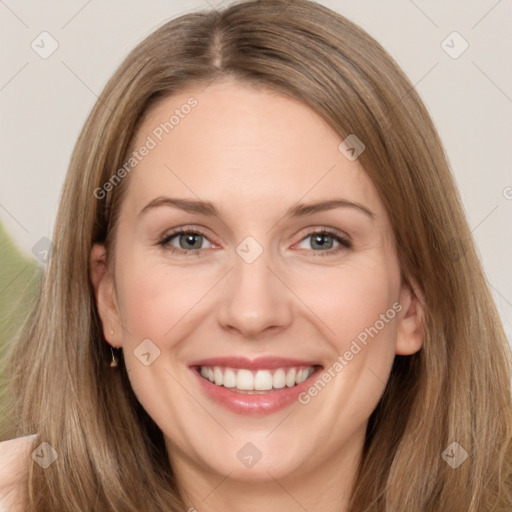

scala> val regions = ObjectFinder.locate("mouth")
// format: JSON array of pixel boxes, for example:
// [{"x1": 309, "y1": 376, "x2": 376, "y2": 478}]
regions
[
  {"x1": 189, "y1": 356, "x2": 323, "y2": 415},
  {"x1": 196, "y1": 365, "x2": 318, "y2": 393}
]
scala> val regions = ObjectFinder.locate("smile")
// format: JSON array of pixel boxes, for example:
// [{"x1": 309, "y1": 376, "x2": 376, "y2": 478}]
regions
[
  {"x1": 199, "y1": 365, "x2": 316, "y2": 393},
  {"x1": 190, "y1": 357, "x2": 323, "y2": 415}
]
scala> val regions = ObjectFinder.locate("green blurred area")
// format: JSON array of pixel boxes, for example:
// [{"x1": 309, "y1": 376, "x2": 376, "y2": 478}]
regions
[{"x1": 0, "y1": 221, "x2": 41, "y2": 435}]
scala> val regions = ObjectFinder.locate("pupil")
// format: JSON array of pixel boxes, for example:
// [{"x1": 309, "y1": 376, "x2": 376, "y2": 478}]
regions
[
  {"x1": 181, "y1": 234, "x2": 201, "y2": 249},
  {"x1": 313, "y1": 234, "x2": 332, "y2": 250}
]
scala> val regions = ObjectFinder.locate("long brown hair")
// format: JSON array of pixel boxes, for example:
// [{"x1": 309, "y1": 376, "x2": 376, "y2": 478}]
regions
[{"x1": 2, "y1": 0, "x2": 511, "y2": 510}]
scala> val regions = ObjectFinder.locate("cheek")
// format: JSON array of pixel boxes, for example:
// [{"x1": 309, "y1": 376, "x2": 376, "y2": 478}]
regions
[
  {"x1": 115, "y1": 256, "x2": 206, "y2": 341},
  {"x1": 296, "y1": 256, "x2": 400, "y2": 350},
  {"x1": 291, "y1": 261, "x2": 401, "y2": 436},
  {"x1": 293, "y1": 255, "x2": 401, "y2": 405},
  {"x1": 112, "y1": 254, "x2": 206, "y2": 425}
]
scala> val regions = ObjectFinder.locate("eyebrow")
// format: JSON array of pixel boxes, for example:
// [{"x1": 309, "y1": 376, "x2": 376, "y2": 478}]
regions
[{"x1": 139, "y1": 196, "x2": 375, "y2": 220}]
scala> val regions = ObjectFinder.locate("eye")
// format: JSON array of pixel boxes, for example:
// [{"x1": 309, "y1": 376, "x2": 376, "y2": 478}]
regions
[
  {"x1": 158, "y1": 228, "x2": 214, "y2": 255},
  {"x1": 157, "y1": 226, "x2": 352, "y2": 257},
  {"x1": 295, "y1": 228, "x2": 352, "y2": 255}
]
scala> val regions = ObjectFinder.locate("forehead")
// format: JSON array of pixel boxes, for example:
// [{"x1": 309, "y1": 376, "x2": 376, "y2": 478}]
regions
[{"x1": 123, "y1": 78, "x2": 384, "y2": 221}]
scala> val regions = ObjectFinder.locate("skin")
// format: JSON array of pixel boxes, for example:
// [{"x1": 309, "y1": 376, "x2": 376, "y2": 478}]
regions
[{"x1": 90, "y1": 78, "x2": 423, "y2": 512}]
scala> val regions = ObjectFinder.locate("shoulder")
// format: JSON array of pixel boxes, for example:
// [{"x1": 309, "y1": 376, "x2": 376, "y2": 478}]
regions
[{"x1": 0, "y1": 435, "x2": 37, "y2": 511}]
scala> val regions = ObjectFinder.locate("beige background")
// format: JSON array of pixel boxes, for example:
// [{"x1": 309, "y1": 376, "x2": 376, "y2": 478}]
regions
[{"x1": 0, "y1": 0, "x2": 511, "y2": 342}]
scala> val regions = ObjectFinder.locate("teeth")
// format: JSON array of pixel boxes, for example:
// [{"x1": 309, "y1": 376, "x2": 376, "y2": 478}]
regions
[
  {"x1": 223, "y1": 368, "x2": 237, "y2": 388},
  {"x1": 296, "y1": 368, "x2": 308, "y2": 384},
  {"x1": 273, "y1": 368, "x2": 286, "y2": 389},
  {"x1": 199, "y1": 365, "x2": 316, "y2": 391},
  {"x1": 286, "y1": 368, "x2": 296, "y2": 387},
  {"x1": 214, "y1": 367, "x2": 223, "y2": 386},
  {"x1": 237, "y1": 369, "x2": 254, "y2": 390},
  {"x1": 254, "y1": 370, "x2": 273, "y2": 391}
]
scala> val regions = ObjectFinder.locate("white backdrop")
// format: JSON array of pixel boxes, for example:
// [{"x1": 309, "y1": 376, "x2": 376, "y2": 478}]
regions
[{"x1": 0, "y1": 0, "x2": 511, "y2": 342}]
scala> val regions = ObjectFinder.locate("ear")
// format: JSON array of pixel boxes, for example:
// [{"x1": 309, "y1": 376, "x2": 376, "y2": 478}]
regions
[
  {"x1": 395, "y1": 281, "x2": 424, "y2": 356},
  {"x1": 90, "y1": 243, "x2": 123, "y2": 348}
]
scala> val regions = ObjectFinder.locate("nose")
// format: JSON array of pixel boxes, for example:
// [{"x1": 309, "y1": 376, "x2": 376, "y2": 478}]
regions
[{"x1": 216, "y1": 245, "x2": 294, "y2": 339}]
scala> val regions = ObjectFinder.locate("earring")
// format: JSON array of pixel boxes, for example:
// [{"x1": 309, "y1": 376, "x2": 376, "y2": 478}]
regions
[{"x1": 110, "y1": 346, "x2": 119, "y2": 368}]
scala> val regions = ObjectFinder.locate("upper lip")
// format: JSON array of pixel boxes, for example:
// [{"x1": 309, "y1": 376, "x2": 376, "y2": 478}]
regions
[{"x1": 189, "y1": 356, "x2": 323, "y2": 370}]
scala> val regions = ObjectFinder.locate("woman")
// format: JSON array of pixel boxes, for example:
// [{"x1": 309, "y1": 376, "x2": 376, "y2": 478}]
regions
[{"x1": 1, "y1": 0, "x2": 511, "y2": 510}]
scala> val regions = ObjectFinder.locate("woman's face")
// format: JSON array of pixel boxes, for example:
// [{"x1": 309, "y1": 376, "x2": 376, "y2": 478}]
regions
[{"x1": 92, "y1": 78, "x2": 422, "y2": 487}]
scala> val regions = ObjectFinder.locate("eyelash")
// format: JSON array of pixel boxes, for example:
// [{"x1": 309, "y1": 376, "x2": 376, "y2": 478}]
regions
[{"x1": 157, "y1": 226, "x2": 352, "y2": 257}]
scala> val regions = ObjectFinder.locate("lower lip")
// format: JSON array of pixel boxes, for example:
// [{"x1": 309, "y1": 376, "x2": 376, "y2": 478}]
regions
[{"x1": 191, "y1": 367, "x2": 322, "y2": 416}]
